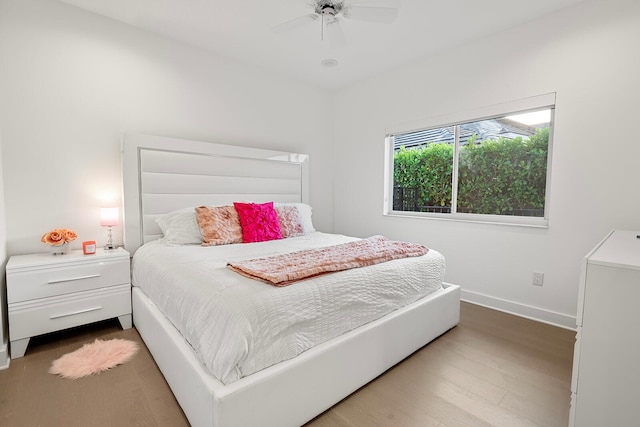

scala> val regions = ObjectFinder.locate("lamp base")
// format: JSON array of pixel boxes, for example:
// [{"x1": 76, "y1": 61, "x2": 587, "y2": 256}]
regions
[{"x1": 104, "y1": 225, "x2": 117, "y2": 251}]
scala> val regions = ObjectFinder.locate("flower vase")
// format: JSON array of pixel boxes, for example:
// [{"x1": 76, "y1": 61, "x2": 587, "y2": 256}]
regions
[{"x1": 50, "y1": 242, "x2": 69, "y2": 255}]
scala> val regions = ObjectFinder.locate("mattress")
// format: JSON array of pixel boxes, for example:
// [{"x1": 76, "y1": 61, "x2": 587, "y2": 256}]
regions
[{"x1": 131, "y1": 232, "x2": 445, "y2": 384}]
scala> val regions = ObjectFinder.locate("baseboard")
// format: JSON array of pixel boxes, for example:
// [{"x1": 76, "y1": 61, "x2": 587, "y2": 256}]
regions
[
  {"x1": 0, "y1": 341, "x2": 9, "y2": 370},
  {"x1": 461, "y1": 288, "x2": 576, "y2": 330}
]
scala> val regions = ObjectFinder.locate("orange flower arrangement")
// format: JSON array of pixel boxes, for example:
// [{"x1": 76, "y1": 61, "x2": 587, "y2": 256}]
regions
[{"x1": 41, "y1": 228, "x2": 78, "y2": 246}]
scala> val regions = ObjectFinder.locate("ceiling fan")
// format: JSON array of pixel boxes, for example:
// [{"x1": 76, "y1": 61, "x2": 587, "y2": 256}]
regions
[{"x1": 273, "y1": 0, "x2": 400, "y2": 47}]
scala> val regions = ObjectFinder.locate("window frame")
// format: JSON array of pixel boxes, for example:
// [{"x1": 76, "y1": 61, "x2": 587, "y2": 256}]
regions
[{"x1": 383, "y1": 93, "x2": 555, "y2": 228}]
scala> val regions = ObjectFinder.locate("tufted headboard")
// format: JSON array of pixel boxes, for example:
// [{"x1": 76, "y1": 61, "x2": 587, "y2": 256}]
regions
[{"x1": 121, "y1": 134, "x2": 309, "y2": 253}]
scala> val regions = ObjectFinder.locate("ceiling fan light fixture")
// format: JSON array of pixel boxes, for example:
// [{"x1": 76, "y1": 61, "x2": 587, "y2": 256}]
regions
[
  {"x1": 315, "y1": 1, "x2": 343, "y2": 17},
  {"x1": 273, "y1": 0, "x2": 399, "y2": 45}
]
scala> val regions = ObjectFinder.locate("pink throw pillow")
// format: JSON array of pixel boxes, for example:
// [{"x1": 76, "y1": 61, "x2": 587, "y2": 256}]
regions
[
  {"x1": 233, "y1": 202, "x2": 282, "y2": 243},
  {"x1": 275, "y1": 205, "x2": 305, "y2": 238},
  {"x1": 195, "y1": 206, "x2": 243, "y2": 246}
]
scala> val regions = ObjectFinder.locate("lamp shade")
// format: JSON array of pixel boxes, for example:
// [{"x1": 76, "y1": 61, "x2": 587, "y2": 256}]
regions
[{"x1": 100, "y1": 207, "x2": 120, "y2": 227}]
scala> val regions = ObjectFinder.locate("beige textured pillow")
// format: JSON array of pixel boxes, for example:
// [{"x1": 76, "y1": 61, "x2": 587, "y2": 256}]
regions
[
  {"x1": 275, "y1": 205, "x2": 305, "y2": 238},
  {"x1": 195, "y1": 206, "x2": 243, "y2": 246},
  {"x1": 274, "y1": 203, "x2": 315, "y2": 234}
]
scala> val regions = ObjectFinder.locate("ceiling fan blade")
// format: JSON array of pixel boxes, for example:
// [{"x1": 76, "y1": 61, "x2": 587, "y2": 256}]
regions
[
  {"x1": 350, "y1": 0, "x2": 400, "y2": 7},
  {"x1": 326, "y1": 21, "x2": 347, "y2": 48},
  {"x1": 272, "y1": 13, "x2": 319, "y2": 34},
  {"x1": 346, "y1": 6, "x2": 398, "y2": 24}
]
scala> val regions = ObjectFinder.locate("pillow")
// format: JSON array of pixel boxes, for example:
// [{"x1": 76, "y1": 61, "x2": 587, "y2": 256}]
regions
[
  {"x1": 233, "y1": 202, "x2": 282, "y2": 243},
  {"x1": 155, "y1": 207, "x2": 203, "y2": 245},
  {"x1": 195, "y1": 206, "x2": 243, "y2": 246},
  {"x1": 274, "y1": 203, "x2": 315, "y2": 234},
  {"x1": 275, "y1": 205, "x2": 305, "y2": 238}
]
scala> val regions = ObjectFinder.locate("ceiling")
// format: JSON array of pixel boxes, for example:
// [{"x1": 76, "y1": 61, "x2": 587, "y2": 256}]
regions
[{"x1": 57, "y1": 0, "x2": 586, "y2": 90}]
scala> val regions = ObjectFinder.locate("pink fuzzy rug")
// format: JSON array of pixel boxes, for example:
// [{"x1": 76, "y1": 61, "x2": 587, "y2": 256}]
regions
[{"x1": 49, "y1": 338, "x2": 139, "y2": 379}]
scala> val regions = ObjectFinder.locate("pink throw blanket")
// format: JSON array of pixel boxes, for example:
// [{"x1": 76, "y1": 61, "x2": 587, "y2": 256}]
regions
[{"x1": 227, "y1": 235, "x2": 428, "y2": 286}]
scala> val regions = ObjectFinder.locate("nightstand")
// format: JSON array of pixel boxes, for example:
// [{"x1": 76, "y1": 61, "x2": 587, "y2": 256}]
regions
[{"x1": 6, "y1": 247, "x2": 132, "y2": 358}]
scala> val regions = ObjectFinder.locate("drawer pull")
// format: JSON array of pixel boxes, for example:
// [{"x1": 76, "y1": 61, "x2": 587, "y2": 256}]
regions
[
  {"x1": 47, "y1": 274, "x2": 101, "y2": 284},
  {"x1": 50, "y1": 306, "x2": 103, "y2": 319}
]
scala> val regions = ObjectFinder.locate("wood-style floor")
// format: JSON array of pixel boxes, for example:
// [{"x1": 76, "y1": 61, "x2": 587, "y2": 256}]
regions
[{"x1": 0, "y1": 302, "x2": 575, "y2": 427}]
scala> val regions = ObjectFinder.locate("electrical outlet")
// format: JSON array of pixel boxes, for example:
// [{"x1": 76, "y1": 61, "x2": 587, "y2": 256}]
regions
[{"x1": 532, "y1": 271, "x2": 544, "y2": 286}]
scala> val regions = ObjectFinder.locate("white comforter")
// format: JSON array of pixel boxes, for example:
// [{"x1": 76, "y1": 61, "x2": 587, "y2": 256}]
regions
[{"x1": 131, "y1": 232, "x2": 445, "y2": 384}]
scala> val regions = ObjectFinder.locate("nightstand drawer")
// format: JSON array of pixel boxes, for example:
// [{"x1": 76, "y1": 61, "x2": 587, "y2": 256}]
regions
[
  {"x1": 7, "y1": 258, "x2": 130, "y2": 303},
  {"x1": 8, "y1": 284, "x2": 131, "y2": 340}
]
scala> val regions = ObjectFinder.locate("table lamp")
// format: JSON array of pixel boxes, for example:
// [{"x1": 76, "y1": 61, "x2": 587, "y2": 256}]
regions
[{"x1": 100, "y1": 207, "x2": 119, "y2": 250}]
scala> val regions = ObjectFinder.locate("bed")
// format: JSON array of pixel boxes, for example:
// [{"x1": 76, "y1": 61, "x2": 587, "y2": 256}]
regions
[{"x1": 122, "y1": 133, "x2": 460, "y2": 427}]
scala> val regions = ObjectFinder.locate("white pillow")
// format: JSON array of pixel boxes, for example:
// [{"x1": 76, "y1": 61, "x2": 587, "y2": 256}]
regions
[
  {"x1": 155, "y1": 207, "x2": 203, "y2": 245},
  {"x1": 274, "y1": 202, "x2": 315, "y2": 234}
]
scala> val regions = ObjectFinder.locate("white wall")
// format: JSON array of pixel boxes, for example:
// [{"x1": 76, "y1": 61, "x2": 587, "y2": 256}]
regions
[
  {"x1": 2, "y1": 0, "x2": 638, "y2": 335},
  {"x1": 332, "y1": 0, "x2": 640, "y2": 328},
  {"x1": 0, "y1": 0, "x2": 334, "y2": 256},
  {"x1": 0, "y1": 133, "x2": 8, "y2": 368}
]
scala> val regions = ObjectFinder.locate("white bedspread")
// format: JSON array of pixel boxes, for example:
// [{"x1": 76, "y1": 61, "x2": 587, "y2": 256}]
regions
[{"x1": 131, "y1": 232, "x2": 445, "y2": 384}]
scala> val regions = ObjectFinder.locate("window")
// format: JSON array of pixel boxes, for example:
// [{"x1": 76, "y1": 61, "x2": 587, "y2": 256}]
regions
[{"x1": 384, "y1": 94, "x2": 554, "y2": 226}]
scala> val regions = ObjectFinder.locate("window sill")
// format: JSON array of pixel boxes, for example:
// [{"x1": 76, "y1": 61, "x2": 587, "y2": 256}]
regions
[{"x1": 384, "y1": 210, "x2": 549, "y2": 229}]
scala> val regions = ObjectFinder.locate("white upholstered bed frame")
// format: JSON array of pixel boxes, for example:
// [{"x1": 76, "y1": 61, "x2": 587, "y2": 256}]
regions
[{"x1": 122, "y1": 133, "x2": 460, "y2": 427}]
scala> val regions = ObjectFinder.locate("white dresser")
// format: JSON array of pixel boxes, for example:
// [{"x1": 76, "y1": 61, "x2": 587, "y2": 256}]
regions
[
  {"x1": 6, "y1": 247, "x2": 132, "y2": 358},
  {"x1": 570, "y1": 229, "x2": 640, "y2": 426}
]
